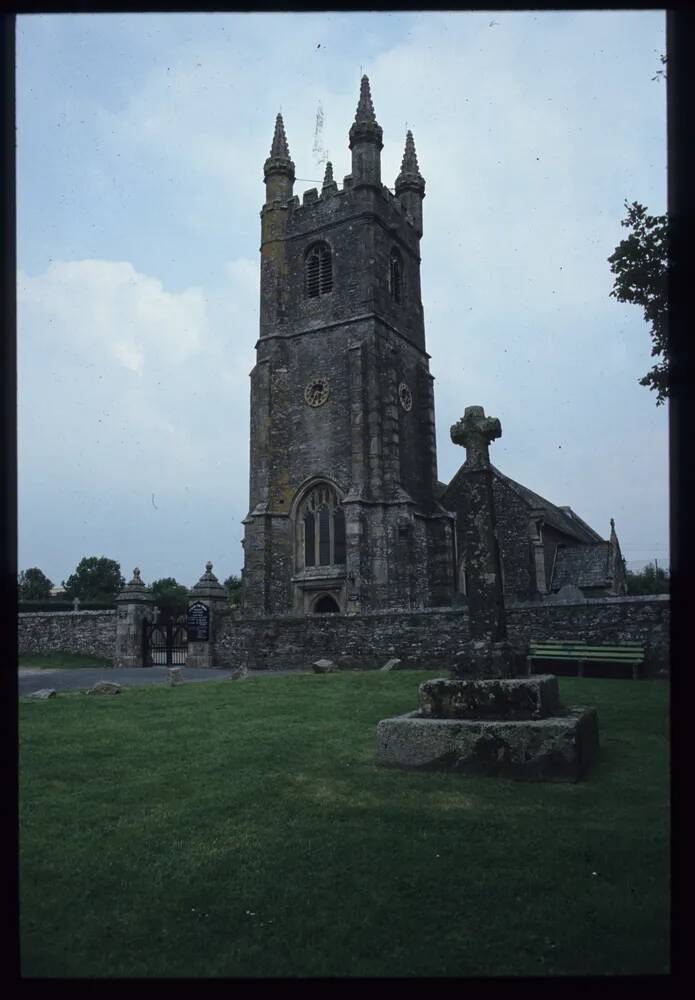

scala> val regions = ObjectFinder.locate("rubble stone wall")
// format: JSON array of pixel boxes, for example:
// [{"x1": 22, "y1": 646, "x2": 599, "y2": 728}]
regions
[
  {"x1": 17, "y1": 596, "x2": 669, "y2": 674},
  {"x1": 214, "y1": 595, "x2": 669, "y2": 673},
  {"x1": 214, "y1": 607, "x2": 473, "y2": 670},
  {"x1": 506, "y1": 595, "x2": 669, "y2": 672},
  {"x1": 18, "y1": 610, "x2": 117, "y2": 660}
]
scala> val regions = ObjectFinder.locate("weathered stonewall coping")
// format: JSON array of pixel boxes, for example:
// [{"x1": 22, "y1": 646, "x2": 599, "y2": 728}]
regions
[
  {"x1": 18, "y1": 609, "x2": 118, "y2": 617},
  {"x1": 510, "y1": 595, "x2": 669, "y2": 608},
  {"x1": 220, "y1": 595, "x2": 667, "y2": 623}
]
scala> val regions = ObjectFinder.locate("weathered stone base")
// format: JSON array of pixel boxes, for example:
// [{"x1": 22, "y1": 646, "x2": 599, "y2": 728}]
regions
[
  {"x1": 375, "y1": 706, "x2": 599, "y2": 781},
  {"x1": 419, "y1": 674, "x2": 560, "y2": 720}
]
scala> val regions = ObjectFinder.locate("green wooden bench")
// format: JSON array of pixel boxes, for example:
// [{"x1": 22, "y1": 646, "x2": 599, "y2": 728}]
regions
[{"x1": 526, "y1": 640, "x2": 645, "y2": 680}]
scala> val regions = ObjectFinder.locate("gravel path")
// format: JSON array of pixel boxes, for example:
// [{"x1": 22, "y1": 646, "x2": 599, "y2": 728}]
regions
[{"x1": 18, "y1": 665, "x2": 308, "y2": 696}]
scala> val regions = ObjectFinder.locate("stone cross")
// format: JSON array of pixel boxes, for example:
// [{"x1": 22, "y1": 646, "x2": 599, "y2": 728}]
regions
[
  {"x1": 448, "y1": 404, "x2": 510, "y2": 656},
  {"x1": 450, "y1": 406, "x2": 501, "y2": 469}
]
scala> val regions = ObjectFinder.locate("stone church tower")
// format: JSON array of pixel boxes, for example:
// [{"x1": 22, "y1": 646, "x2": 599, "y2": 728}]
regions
[{"x1": 242, "y1": 77, "x2": 456, "y2": 616}]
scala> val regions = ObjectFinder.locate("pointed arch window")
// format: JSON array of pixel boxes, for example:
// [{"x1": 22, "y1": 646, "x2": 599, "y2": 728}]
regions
[
  {"x1": 305, "y1": 242, "x2": 333, "y2": 298},
  {"x1": 298, "y1": 484, "x2": 346, "y2": 567},
  {"x1": 389, "y1": 247, "x2": 403, "y2": 304}
]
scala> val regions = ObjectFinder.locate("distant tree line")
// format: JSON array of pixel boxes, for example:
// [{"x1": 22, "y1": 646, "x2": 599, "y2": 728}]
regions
[
  {"x1": 18, "y1": 558, "x2": 126, "y2": 603},
  {"x1": 19, "y1": 559, "x2": 244, "y2": 610},
  {"x1": 224, "y1": 574, "x2": 242, "y2": 605},
  {"x1": 18, "y1": 567, "x2": 53, "y2": 601},
  {"x1": 62, "y1": 557, "x2": 125, "y2": 601},
  {"x1": 624, "y1": 560, "x2": 669, "y2": 596}
]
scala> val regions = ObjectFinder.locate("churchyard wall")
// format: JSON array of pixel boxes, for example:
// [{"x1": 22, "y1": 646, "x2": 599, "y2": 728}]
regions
[
  {"x1": 214, "y1": 607, "x2": 473, "y2": 670},
  {"x1": 18, "y1": 610, "x2": 117, "y2": 660},
  {"x1": 506, "y1": 595, "x2": 670, "y2": 673},
  {"x1": 214, "y1": 595, "x2": 669, "y2": 673},
  {"x1": 17, "y1": 596, "x2": 669, "y2": 673}
]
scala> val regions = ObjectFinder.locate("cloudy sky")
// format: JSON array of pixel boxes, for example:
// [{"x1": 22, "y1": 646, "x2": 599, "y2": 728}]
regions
[{"x1": 17, "y1": 10, "x2": 668, "y2": 590}]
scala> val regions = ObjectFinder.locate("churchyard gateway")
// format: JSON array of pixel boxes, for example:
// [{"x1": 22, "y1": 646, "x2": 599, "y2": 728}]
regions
[{"x1": 142, "y1": 616, "x2": 188, "y2": 667}]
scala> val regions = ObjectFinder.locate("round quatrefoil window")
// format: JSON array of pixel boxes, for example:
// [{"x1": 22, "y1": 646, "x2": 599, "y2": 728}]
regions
[
  {"x1": 304, "y1": 375, "x2": 330, "y2": 408},
  {"x1": 398, "y1": 381, "x2": 413, "y2": 412}
]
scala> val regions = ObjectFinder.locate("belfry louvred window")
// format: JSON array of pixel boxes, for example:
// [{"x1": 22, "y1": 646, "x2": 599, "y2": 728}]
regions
[
  {"x1": 299, "y1": 485, "x2": 346, "y2": 567},
  {"x1": 305, "y1": 243, "x2": 333, "y2": 298}
]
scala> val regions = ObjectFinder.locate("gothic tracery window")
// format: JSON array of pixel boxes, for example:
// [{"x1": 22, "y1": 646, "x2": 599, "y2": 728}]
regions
[
  {"x1": 389, "y1": 247, "x2": 403, "y2": 304},
  {"x1": 299, "y1": 484, "x2": 346, "y2": 567},
  {"x1": 305, "y1": 242, "x2": 333, "y2": 298}
]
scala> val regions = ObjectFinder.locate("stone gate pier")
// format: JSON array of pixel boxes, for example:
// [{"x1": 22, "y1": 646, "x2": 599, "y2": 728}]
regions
[
  {"x1": 185, "y1": 562, "x2": 229, "y2": 669},
  {"x1": 114, "y1": 568, "x2": 154, "y2": 668}
]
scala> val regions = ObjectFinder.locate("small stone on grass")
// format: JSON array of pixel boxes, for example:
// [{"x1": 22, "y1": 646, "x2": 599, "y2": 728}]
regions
[
  {"x1": 380, "y1": 658, "x2": 402, "y2": 672},
  {"x1": 312, "y1": 659, "x2": 339, "y2": 674},
  {"x1": 87, "y1": 681, "x2": 122, "y2": 696}
]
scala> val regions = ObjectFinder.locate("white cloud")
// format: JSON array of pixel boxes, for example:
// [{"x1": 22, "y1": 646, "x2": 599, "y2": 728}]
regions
[
  {"x1": 18, "y1": 259, "x2": 207, "y2": 372},
  {"x1": 17, "y1": 256, "x2": 259, "y2": 581},
  {"x1": 112, "y1": 340, "x2": 144, "y2": 376}
]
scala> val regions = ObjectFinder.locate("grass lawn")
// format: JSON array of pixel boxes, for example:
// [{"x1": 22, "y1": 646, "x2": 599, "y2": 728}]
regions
[
  {"x1": 19, "y1": 652, "x2": 114, "y2": 670},
  {"x1": 19, "y1": 672, "x2": 669, "y2": 978}
]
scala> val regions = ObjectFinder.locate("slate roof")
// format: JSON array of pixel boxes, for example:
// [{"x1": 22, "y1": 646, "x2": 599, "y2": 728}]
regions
[
  {"x1": 441, "y1": 463, "x2": 605, "y2": 544},
  {"x1": 489, "y1": 466, "x2": 604, "y2": 544},
  {"x1": 551, "y1": 543, "x2": 612, "y2": 590}
]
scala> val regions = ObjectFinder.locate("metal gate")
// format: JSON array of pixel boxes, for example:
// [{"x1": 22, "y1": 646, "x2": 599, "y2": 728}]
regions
[{"x1": 143, "y1": 617, "x2": 188, "y2": 666}]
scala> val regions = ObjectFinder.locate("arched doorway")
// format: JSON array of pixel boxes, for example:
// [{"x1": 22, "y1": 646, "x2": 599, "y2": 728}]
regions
[{"x1": 313, "y1": 594, "x2": 340, "y2": 614}]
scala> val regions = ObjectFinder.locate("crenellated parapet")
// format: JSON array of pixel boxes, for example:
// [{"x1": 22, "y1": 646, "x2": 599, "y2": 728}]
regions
[{"x1": 257, "y1": 80, "x2": 426, "y2": 350}]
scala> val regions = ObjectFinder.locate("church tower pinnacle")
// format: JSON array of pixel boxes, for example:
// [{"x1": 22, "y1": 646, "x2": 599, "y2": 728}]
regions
[
  {"x1": 322, "y1": 160, "x2": 338, "y2": 194},
  {"x1": 264, "y1": 112, "x2": 295, "y2": 202},
  {"x1": 349, "y1": 75, "x2": 383, "y2": 188},
  {"x1": 395, "y1": 129, "x2": 425, "y2": 236},
  {"x1": 354, "y1": 73, "x2": 378, "y2": 124}
]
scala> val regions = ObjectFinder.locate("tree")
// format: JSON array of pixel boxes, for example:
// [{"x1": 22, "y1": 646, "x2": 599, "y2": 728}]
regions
[
  {"x1": 18, "y1": 567, "x2": 53, "y2": 601},
  {"x1": 62, "y1": 556, "x2": 124, "y2": 602},
  {"x1": 625, "y1": 560, "x2": 669, "y2": 596},
  {"x1": 150, "y1": 577, "x2": 190, "y2": 620},
  {"x1": 608, "y1": 200, "x2": 668, "y2": 404},
  {"x1": 224, "y1": 574, "x2": 242, "y2": 605}
]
